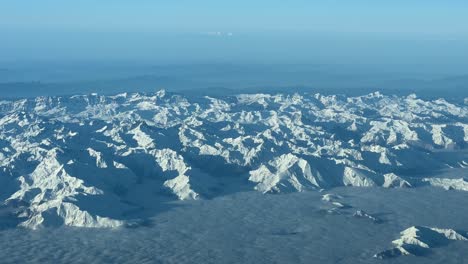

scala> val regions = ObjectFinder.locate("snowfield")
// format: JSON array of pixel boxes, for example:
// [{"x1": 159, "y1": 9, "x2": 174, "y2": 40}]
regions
[{"x1": 0, "y1": 90, "x2": 467, "y2": 262}]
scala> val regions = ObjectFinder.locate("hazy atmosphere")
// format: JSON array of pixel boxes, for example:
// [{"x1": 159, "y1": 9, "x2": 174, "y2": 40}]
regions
[{"x1": 2, "y1": 1, "x2": 468, "y2": 64}]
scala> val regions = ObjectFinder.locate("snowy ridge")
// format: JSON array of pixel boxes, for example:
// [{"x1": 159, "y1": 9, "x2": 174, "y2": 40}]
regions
[
  {"x1": 374, "y1": 226, "x2": 468, "y2": 259},
  {"x1": 422, "y1": 177, "x2": 468, "y2": 191},
  {"x1": 0, "y1": 90, "x2": 467, "y2": 228},
  {"x1": 352, "y1": 210, "x2": 381, "y2": 223}
]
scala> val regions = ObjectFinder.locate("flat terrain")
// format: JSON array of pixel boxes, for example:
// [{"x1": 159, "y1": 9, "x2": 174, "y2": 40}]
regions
[{"x1": 1, "y1": 186, "x2": 467, "y2": 264}]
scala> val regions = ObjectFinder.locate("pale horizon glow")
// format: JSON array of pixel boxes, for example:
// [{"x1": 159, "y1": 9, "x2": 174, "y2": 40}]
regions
[{"x1": 1, "y1": 1, "x2": 468, "y2": 66}]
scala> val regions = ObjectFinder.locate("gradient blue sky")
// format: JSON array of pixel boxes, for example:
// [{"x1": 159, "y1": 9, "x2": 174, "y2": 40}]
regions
[
  {"x1": 1, "y1": 1, "x2": 468, "y2": 64},
  {"x1": 2, "y1": 0, "x2": 468, "y2": 33}
]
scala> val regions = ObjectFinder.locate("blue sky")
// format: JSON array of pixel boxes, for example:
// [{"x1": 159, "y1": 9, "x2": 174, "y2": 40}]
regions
[
  {"x1": 1, "y1": 1, "x2": 468, "y2": 64},
  {"x1": 1, "y1": 0, "x2": 467, "y2": 34}
]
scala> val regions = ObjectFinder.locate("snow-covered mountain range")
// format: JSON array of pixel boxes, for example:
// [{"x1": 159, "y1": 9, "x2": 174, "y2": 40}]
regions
[{"x1": 0, "y1": 90, "x2": 467, "y2": 229}]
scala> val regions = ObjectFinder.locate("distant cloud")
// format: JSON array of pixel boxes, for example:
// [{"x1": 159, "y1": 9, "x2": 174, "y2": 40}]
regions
[{"x1": 200, "y1": 31, "x2": 233, "y2": 37}]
